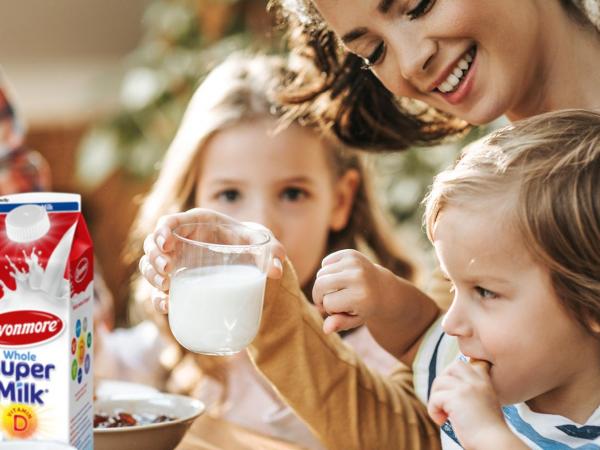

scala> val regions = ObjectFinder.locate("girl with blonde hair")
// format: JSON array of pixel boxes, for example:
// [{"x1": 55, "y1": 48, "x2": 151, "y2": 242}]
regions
[{"x1": 129, "y1": 52, "x2": 422, "y2": 448}]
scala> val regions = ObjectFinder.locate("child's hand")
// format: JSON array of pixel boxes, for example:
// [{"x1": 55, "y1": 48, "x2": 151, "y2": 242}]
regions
[
  {"x1": 139, "y1": 208, "x2": 286, "y2": 314},
  {"x1": 312, "y1": 249, "x2": 392, "y2": 334},
  {"x1": 428, "y1": 360, "x2": 519, "y2": 450}
]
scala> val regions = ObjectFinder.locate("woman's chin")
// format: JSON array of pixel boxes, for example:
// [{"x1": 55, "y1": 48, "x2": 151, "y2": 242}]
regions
[{"x1": 459, "y1": 105, "x2": 506, "y2": 126}]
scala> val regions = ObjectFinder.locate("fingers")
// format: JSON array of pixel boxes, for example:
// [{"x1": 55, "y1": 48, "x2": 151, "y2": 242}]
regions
[
  {"x1": 428, "y1": 369, "x2": 461, "y2": 426},
  {"x1": 139, "y1": 255, "x2": 170, "y2": 291},
  {"x1": 430, "y1": 360, "x2": 494, "y2": 410},
  {"x1": 322, "y1": 314, "x2": 363, "y2": 335},
  {"x1": 143, "y1": 234, "x2": 171, "y2": 276},
  {"x1": 151, "y1": 288, "x2": 169, "y2": 315},
  {"x1": 268, "y1": 241, "x2": 286, "y2": 280},
  {"x1": 313, "y1": 254, "x2": 368, "y2": 308},
  {"x1": 323, "y1": 289, "x2": 364, "y2": 316},
  {"x1": 427, "y1": 390, "x2": 450, "y2": 426},
  {"x1": 312, "y1": 272, "x2": 350, "y2": 309},
  {"x1": 321, "y1": 249, "x2": 367, "y2": 267},
  {"x1": 448, "y1": 359, "x2": 491, "y2": 385}
]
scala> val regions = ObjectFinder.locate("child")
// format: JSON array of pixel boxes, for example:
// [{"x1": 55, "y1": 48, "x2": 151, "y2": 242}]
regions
[
  {"x1": 420, "y1": 109, "x2": 600, "y2": 449},
  {"x1": 318, "y1": 109, "x2": 600, "y2": 448},
  {"x1": 131, "y1": 52, "x2": 420, "y2": 449}
]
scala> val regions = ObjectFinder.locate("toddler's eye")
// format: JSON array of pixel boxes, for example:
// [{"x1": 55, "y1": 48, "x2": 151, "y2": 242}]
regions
[
  {"x1": 281, "y1": 187, "x2": 308, "y2": 202},
  {"x1": 216, "y1": 189, "x2": 241, "y2": 202},
  {"x1": 475, "y1": 286, "x2": 497, "y2": 300}
]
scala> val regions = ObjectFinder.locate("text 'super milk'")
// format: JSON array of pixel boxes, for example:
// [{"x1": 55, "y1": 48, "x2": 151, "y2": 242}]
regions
[{"x1": 0, "y1": 193, "x2": 93, "y2": 449}]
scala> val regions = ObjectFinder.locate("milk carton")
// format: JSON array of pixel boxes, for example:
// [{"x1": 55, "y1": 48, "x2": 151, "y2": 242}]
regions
[{"x1": 0, "y1": 193, "x2": 93, "y2": 449}]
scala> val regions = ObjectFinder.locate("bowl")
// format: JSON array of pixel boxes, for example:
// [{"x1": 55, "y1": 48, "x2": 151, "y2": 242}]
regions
[
  {"x1": 0, "y1": 443, "x2": 76, "y2": 450},
  {"x1": 93, "y1": 393, "x2": 205, "y2": 450}
]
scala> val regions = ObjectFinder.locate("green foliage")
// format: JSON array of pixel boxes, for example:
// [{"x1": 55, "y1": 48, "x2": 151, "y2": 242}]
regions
[
  {"x1": 77, "y1": 0, "x2": 276, "y2": 189},
  {"x1": 370, "y1": 119, "x2": 507, "y2": 243}
]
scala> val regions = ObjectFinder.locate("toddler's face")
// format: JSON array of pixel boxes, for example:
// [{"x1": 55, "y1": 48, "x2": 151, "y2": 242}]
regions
[
  {"x1": 433, "y1": 204, "x2": 600, "y2": 410},
  {"x1": 196, "y1": 119, "x2": 357, "y2": 288}
]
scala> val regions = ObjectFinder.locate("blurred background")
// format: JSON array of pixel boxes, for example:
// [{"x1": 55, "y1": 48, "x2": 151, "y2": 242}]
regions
[{"x1": 1, "y1": 0, "x2": 495, "y2": 327}]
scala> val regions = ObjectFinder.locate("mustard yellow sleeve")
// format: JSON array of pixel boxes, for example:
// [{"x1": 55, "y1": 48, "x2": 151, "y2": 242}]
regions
[{"x1": 248, "y1": 259, "x2": 441, "y2": 450}]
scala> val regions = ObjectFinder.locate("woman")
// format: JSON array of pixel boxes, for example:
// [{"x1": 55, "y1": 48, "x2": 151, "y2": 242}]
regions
[{"x1": 270, "y1": 0, "x2": 600, "y2": 149}]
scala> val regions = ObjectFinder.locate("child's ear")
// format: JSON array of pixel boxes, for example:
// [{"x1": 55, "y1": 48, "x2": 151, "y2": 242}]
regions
[{"x1": 330, "y1": 169, "x2": 360, "y2": 231}]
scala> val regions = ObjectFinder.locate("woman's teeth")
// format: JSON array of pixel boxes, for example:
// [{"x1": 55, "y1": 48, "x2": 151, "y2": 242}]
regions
[{"x1": 438, "y1": 48, "x2": 475, "y2": 94}]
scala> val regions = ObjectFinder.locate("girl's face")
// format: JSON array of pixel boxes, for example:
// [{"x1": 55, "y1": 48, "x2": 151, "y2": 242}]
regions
[
  {"x1": 311, "y1": 0, "x2": 558, "y2": 124},
  {"x1": 196, "y1": 119, "x2": 358, "y2": 287},
  {"x1": 433, "y1": 204, "x2": 600, "y2": 415}
]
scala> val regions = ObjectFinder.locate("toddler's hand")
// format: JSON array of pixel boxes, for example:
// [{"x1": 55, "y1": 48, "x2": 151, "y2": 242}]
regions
[
  {"x1": 312, "y1": 249, "x2": 391, "y2": 334},
  {"x1": 428, "y1": 359, "x2": 513, "y2": 449},
  {"x1": 138, "y1": 208, "x2": 286, "y2": 315}
]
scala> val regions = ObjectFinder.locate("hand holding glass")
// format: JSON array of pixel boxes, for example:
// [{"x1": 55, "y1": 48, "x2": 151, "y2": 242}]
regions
[{"x1": 168, "y1": 222, "x2": 270, "y2": 355}]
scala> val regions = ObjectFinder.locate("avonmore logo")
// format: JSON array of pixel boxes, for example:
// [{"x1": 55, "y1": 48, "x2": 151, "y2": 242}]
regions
[{"x1": 0, "y1": 310, "x2": 64, "y2": 346}]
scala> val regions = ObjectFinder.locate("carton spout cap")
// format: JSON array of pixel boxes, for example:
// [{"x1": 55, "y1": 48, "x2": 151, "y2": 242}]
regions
[{"x1": 6, "y1": 204, "x2": 50, "y2": 243}]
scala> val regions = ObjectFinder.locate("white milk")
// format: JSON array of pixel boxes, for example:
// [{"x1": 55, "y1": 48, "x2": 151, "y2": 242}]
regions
[{"x1": 168, "y1": 265, "x2": 266, "y2": 354}]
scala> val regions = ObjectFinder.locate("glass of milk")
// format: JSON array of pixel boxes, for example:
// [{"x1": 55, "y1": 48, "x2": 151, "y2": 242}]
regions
[{"x1": 168, "y1": 222, "x2": 271, "y2": 355}]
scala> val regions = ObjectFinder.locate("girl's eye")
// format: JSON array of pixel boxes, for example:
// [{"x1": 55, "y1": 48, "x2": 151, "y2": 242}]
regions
[
  {"x1": 474, "y1": 286, "x2": 497, "y2": 300},
  {"x1": 361, "y1": 42, "x2": 386, "y2": 69},
  {"x1": 216, "y1": 189, "x2": 240, "y2": 202},
  {"x1": 281, "y1": 187, "x2": 308, "y2": 202},
  {"x1": 407, "y1": 0, "x2": 435, "y2": 20}
]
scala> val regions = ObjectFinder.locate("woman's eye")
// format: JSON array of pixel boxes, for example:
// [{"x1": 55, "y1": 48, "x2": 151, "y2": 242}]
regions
[
  {"x1": 216, "y1": 189, "x2": 240, "y2": 202},
  {"x1": 474, "y1": 286, "x2": 497, "y2": 300},
  {"x1": 361, "y1": 42, "x2": 386, "y2": 69},
  {"x1": 407, "y1": 0, "x2": 435, "y2": 20},
  {"x1": 281, "y1": 187, "x2": 308, "y2": 202}
]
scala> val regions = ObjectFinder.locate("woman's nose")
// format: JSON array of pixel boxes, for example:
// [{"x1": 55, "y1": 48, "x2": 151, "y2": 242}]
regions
[{"x1": 390, "y1": 29, "x2": 437, "y2": 88}]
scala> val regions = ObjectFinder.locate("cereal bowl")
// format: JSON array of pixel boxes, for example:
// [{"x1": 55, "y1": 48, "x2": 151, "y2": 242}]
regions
[{"x1": 93, "y1": 393, "x2": 205, "y2": 450}]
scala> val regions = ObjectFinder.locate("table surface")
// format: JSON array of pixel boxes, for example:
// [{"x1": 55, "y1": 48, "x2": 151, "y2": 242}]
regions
[{"x1": 176, "y1": 415, "x2": 307, "y2": 450}]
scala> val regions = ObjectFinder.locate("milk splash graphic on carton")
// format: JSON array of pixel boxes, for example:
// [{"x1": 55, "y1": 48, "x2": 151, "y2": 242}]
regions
[{"x1": 0, "y1": 193, "x2": 93, "y2": 449}]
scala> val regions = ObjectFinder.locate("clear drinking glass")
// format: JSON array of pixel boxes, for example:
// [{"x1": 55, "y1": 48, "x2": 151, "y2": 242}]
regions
[{"x1": 168, "y1": 222, "x2": 271, "y2": 355}]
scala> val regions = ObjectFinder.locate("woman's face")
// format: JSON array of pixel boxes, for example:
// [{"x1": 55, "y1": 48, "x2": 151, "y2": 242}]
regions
[
  {"x1": 196, "y1": 119, "x2": 358, "y2": 288},
  {"x1": 311, "y1": 0, "x2": 558, "y2": 124}
]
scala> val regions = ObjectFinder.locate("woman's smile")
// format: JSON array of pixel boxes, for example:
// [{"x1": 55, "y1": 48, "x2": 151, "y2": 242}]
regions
[{"x1": 433, "y1": 46, "x2": 477, "y2": 105}]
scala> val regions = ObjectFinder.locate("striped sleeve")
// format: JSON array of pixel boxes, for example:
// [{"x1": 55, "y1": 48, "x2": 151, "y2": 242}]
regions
[{"x1": 412, "y1": 314, "x2": 460, "y2": 405}]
